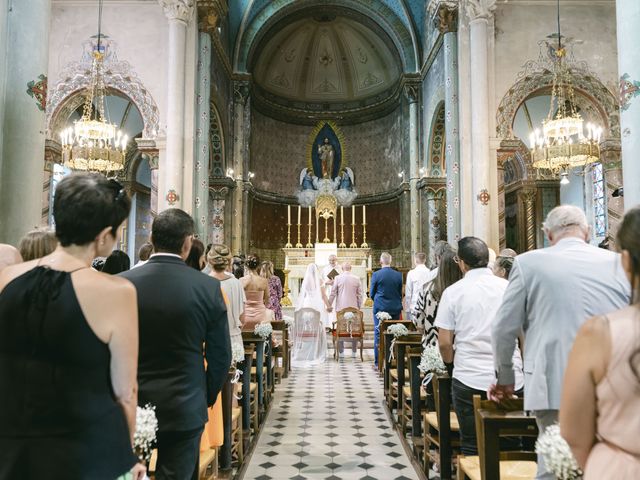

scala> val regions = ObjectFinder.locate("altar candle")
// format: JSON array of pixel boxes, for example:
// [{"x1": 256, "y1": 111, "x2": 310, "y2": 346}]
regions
[
  {"x1": 308, "y1": 206, "x2": 312, "y2": 225},
  {"x1": 298, "y1": 205, "x2": 301, "y2": 225},
  {"x1": 285, "y1": 254, "x2": 289, "y2": 270},
  {"x1": 352, "y1": 205, "x2": 355, "y2": 224},
  {"x1": 341, "y1": 206, "x2": 344, "y2": 225},
  {"x1": 287, "y1": 205, "x2": 291, "y2": 225},
  {"x1": 363, "y1": 205, "x2": 366, "y2": 224},
  {"x1": 368, "y1": 254, "x2": 372, "y2": 270}
]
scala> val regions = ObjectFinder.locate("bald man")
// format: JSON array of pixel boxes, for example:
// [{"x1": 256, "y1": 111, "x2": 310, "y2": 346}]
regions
[{"x1": 0, "y1": 244, "x2": 22, "y2": 273}]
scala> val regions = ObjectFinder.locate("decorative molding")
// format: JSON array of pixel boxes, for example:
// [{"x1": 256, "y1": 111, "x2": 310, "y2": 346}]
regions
[
  {"x1": 234, "y1": 81, "x2": 250, "y2": 105},
  {"x1": 158, "y1": 0, "x2": 195, "y2": 24},
  {"x1": 436, "y1": 3, "x2": 459, "y2": 33},
  {"x1": 428, "y1": 0, "x2": 459, "y2": 16},
  {"x1": 403, "y1": 83, "x2": 420, "y2": 103},
  {"x1": 46, "y1": 37, "x2": 160, "y2": 139},
  {"x1": 464, "y1": 0, "x2": 497, "y2": 21}
]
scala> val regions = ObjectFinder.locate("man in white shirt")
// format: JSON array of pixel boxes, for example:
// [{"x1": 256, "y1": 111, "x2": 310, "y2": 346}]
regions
[
  {"x1": 435, "y1": 236, "x2": 524, "y2": 455},
  {"x1": 404, "y1": 252, "x2": 431, "y2": 320}
]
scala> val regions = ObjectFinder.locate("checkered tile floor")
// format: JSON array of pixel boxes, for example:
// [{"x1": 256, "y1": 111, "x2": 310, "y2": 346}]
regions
[{"x1": 241, "y1": 350, "x2": 420, "y2": 480}]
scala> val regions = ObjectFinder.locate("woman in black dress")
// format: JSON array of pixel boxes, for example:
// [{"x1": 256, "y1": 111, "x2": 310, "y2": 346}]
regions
[{"x1": 0, "y1": 173, "x2": 145, "y2": 480}]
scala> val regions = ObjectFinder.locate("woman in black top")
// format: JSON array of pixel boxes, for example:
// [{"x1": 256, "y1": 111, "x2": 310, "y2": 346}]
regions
[{"x1": 0, "y1": 173, "x2": 145, "y2": 480}]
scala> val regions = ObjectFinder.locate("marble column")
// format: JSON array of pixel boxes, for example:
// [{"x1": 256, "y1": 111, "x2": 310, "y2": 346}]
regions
[
  {"x1": 600, "y1": 139, "x2": 624, "y2": 239},
  {"x1": 406, "y1": 83, "x2": 421, "y2": 255},
  {"x1": 231, "y1": 82, "x2": 249, "y2": 255},
  {"x1": 194, "y1": 32, "x2": 212, "y2": 239},
  {"x1": 158, "y1": 0, "x2": 195, "y2": 211},
  {"x1": 423, "y1": 181, "x2": 446, "y2": 266},
  {"x1": 136, "y1": 138, "x2": 160, "y2": 217},
  {"x1": 466, "y1": 0, "x2": 495, "y2": 243},
  {"x1": 0, "y1": 0, "x2": 51, "y2": 245},
  {"x1": 438, "y1": 4, "x2": 461, "y2": 243},
  {"x1": 616, "y1": 0, "x2": 640, "y2": 210}
]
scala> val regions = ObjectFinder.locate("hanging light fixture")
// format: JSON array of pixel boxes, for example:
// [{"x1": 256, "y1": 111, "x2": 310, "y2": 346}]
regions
[
  {"x1": 529, "y1": 0, "x2": 601, "y2": 181},
  {"x1": 60, "y1": 0, "x2": 127, "y2": 173}
]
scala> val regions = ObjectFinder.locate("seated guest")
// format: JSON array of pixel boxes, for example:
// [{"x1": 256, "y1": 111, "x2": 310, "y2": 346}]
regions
[
  {"x1": 413, "y1": 248, "x2": 462, "y2": 347},
  {"x1": 18, "y1": 227, "x2": 57, "y2": 261},
  {"x1": 0, "y1": 244, "x2": 22, "y2": 273},
  {"x1": 0, "y1": 173, "x2": 143, "y2": 479},
  {"x1": 132, "y1": 242, "x2": 153, "y2": 268},
  {"x1": 102, "y1": 249, "x2": 131, "y2": 275},
  {"x1": 492, "y1": 255, "x2": 515, "y2": 280},
  {"x1": 240, "y1": 254, "x2": 272, "y2": 331},
  {"x1": 435, "y1": 236, "x2": 524, "y2": 455},
  {"x1": 561, "y1": 207, "x2": 640, "y2": 478},
  {"x1": 120, "y1": 209, "x2": 231, "y2": 480},
  {"x1": 260, "y1": 260, "x2": 283, "y2": 320},
  {"x1": 370, "y1": 252, "x2": 403, "y2": 367},
  {"x1": 327, "y1": 262, "x2": 363, "y2": 356},
  {"x1": 185, "y1": 238, "x2": 206, "y2": 271}
]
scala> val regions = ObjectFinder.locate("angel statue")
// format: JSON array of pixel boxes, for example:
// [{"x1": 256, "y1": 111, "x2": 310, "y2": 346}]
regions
[
  {"x1": 339, "y1": 167, "x2": 354, "y2": 191},
  {"x1": 317, "y1": 138, "x2": 335, "y2": 179},
  {"x1": 299, "y1": 168, "x2": 318, "y2": 191}
]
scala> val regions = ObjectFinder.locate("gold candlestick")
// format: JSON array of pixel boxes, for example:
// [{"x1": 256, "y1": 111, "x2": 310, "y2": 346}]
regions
[
  {"x1": 281, "y1": 269, "x2": 292, "y2": 306},
  {"x1": 306, "y1": 221, "x2": 313, "y2": 248},
  {"x1": 285, "y1": 223, "x2": 292, "y2": 248},
  {"x1": 295, "y1": 222, "x2": 303, "y2": 248},
  {"x1": 350, "y1": 221, "x2": 357, "y2": 248},
  {"x1": 361, "y1": 222, "x2": 369, "y2": 248},
  {"x1": 339, "y1": 221, "x2": 346, "y2": 248},
  {"x1": 323, "y1": 216, "x2": 330, "y2": 243},
  {"x1": 364, "y1": 269, "x2": 373, "y2": 307}
]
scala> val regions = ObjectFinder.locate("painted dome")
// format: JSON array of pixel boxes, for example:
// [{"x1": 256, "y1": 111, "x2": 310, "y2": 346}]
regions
[{"x1": 252, "y1": 14, "x2": 402, "y2": 107}]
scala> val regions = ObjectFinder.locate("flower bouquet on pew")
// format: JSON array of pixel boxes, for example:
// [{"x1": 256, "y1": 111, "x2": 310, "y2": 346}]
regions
[
  {"x1": 386, "y1": 323, "x2": 409, "y2": 338},
  {"x1": 376, "y1": 311, "x2": 392, "y2": 321},
  {"x1": 535, "y1": 424, "x2": 583, "y2": 480},
  {"x1": 254, "y1": 322, "x2": 273, "y2": 340},
  {"x1": 418, "y1": 344, "x2": 447, "y2": 385},
  {"x1": 134, "y1": 404, "x2": 158, "y2": 464}
]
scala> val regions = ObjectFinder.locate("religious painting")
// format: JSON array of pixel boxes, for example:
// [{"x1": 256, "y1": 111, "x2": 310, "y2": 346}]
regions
[{"x1": 307, "y1": 121, "x2": 345, "y2": 180}]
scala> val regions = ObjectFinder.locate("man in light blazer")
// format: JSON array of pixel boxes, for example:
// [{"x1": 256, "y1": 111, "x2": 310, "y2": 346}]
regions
[
  {"x1": 327, "y1": 262, "x2": 362, "y2": 356},
  {"x1": 490, "y1": 205, "x2": 630, "y2": 479}
]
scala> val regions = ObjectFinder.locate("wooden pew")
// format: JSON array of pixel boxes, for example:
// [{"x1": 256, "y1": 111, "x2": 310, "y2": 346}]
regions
[
  {"x1": 378, "y1": 319, "x2": 416, "y2": 373},
  {"x1": 219, "y1": 372, "x2": 234, "y2": 471},
  {"x1": 424, "y1": 374, "x2": 459, "y2": 480},
  {"x1": 271, "y1": 320, "x2": 289, "y2": 382},
  {"x1": 241, "y1": 345, "x2": 256, "y2": 445},
  {"x1": 241, "y1": 333, "x2": 266, "y2": 422},
  {"x1": 401, "y1": 347, "x2": 426, "y2": 442},
  {"x1": 389, "y1": 334, "x2": 422, "y2": 418}
]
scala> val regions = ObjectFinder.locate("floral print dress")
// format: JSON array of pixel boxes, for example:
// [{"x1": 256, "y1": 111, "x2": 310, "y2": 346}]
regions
[{"x1": 267, "y1": 275, "x2": 283, "y2": 320}]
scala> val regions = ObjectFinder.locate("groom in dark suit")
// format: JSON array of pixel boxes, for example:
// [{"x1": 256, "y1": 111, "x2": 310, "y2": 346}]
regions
[
  {"x1": 121, "y1": 209, "x2": 231, "y2": 480},
  {"x1": 370, "y1": 252, "x2": 403, "y2": 367}
]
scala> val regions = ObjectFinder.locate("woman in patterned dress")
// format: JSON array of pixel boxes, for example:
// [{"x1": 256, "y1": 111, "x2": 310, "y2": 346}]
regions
[{"x1": 261, "y1": 261, "x2": 283, "y2": 321}]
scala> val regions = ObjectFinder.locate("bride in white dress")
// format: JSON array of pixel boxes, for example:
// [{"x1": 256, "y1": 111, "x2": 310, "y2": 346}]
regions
[{"x1": 292, "y1": 263, "x2": 329, "y2": 367}]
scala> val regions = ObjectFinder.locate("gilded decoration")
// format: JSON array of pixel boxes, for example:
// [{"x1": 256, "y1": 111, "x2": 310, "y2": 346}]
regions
[
  {"x1": 619, "y1": 73, "x2": 640, "y2": 112},
  {"x1": 26, "y1": 74, "x2": 47, "y2": 112}
]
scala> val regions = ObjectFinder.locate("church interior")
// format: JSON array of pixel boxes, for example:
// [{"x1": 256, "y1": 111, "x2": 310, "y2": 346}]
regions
[{"x1": 0, "y1": 0, "x2": 639, "y2": 479}]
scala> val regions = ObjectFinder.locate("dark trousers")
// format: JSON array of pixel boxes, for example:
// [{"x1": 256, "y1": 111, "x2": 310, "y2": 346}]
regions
[
  {"x1": 452, "y1": 378, "x2": 522, "y2": 456},
  {"x1": 155, "y1": 427, "x2": 204, "y2": 480},
  {"x1": 372, "y1": 306, "x2": 401, "y2": 366}
]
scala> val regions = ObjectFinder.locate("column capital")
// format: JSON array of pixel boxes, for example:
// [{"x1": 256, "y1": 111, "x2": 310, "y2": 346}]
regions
[
  {"x1": 435, "y1": 3, "x2": 459, "y2": 34},
  {"x1": 158, "y1": 0, "x2": 195, "y2": 24},
  {"x1": 403, "y1": 83, "x2": 420, "y2": 104},
  {"x1": 464, "y1": 0, "x2": 496, "y2": 22},
  {"x1": 517, "y1": 185, "x2": 537, "y2": 204},
  {"x1": 234, "y1": 81, "x2": 250, "y2": 105}
]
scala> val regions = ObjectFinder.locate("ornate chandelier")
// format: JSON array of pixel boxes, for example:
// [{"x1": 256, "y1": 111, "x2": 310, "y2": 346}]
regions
[
  {"x1": 529, "y1": 0, "x2": 601, "y2": 177},
  {"x1": 60, "y1": 0, "x2": 127, "y2": 173}
]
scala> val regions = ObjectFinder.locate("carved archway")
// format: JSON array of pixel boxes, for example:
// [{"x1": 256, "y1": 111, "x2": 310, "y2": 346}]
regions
[
  {"x1": 427, "y1": 102, "x2": 446, "y2": 177},
  {"x1": 210, "y1": 102, "x2": 226, "y2": 177}
]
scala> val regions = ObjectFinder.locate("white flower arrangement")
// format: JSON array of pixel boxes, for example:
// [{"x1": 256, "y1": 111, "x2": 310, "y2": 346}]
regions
[
  {"x1": 134, "y1": 404, "x2": 158, "y2": 464},
  {"x1": 535, "y1": 424, "x2": 583, "y2": 480},
  {"x1": 283, "y1": 315, "x2": 294, "y2": 326},
  {"x1": 231, "y1": 342, "x2": 245, "y2": 365},
  {"x1": 387, "y1": 323, "x2": 409, "y2": 338},
  {"x1": 254, "y1": 322, "x2": 273, "y2": 340},
  {"x1": 376, "y1": 311, "x2": 392, "y2": 321},
  {"x1": 418, "y1": 345, "x2": 447, "y2": 376},
  {"x1": 343, "y1": 312, "x2": 356, "y2": 321}
]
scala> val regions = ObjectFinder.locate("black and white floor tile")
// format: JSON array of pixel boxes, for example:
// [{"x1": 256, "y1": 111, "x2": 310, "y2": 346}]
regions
[{"x1": 242, "y1": 350, "x2": 420, "y2": 480}]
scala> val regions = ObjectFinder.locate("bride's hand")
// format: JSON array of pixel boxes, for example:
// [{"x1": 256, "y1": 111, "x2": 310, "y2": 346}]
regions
[{"x1": 130, "y1": 463, "x2": 147, "y2": 480}]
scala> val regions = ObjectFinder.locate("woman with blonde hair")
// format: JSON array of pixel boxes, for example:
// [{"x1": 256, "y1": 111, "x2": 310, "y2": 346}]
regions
[
  {"x1": 260, "y1": 260, "x2": 283, "y2": 321},
  {"x1": 18, "y1": 228, "x2": 57, "y2": 262}
]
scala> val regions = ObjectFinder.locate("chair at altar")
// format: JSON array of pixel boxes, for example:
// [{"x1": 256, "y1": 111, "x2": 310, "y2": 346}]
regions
[
  {"x1": 291, "y1": 307, "x2": 326, "y2": 368},
  {"x1": 333, "y1": 307, "x2": 364, "y2": 361}
]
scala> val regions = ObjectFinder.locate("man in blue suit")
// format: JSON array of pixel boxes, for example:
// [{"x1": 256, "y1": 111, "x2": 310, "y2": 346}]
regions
[{"x1": 370, "y1": 252, "x2": 403, "y2": 366}]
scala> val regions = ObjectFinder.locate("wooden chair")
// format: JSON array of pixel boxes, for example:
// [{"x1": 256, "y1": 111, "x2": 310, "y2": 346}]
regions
[
  {"x1": 457, "y1": 396, "x2": 538, "y2": 480},
  {"x1": 241, "y1": 345, "x2": 258, "y2": 441},
  {"x1": 378, "y1": 319, "x2": 416, "y2": 373},
  {"x1": 401, "y1": 347, "x2": 427, "y2": 440},
  {"x1": 423, "y1": 374, "x2": 460, "y2": 480},
  {"x1": 231, "y1": 405, "x2": 243, "y2": 466},
  {"x1": 389, "y1": 334, "x2": 422, "y2": 417},
  {"x1": 333, "y1": 307, "x2": 364, "y2": 360},
  {"x1": 242, "y1": 334, "x2": 266, "y2": 428},
  {"x1": 199, "y1": 447, "x2": 218, "y2": 480},
  {"x1": 271, "y1": 320, "x2": 289, "y2": 382}
]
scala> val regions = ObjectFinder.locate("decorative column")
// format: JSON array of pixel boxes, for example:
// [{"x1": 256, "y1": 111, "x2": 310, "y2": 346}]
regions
[
  {"x1": 423, "y1": 181, "x2": 446, "y2": 265},
  {"x1": 194, "y1": 32, "x2": 212, "y2": 239},
  {"x1": 158, "y1": 0, "x2": 195, "y2": 211},
  {"x1": 137, "y1": 139, "x2": 160, "y2": 217},
  {"x1": 517, "y1": 186, "x2": 537, "y2": 252},
  {"x1": 466, "y1": 0, "x2": 496, "y2": 242},
  {"x1": 231, "y1": 81, "x2": 249, "y2": 254},
  {"x1": 42, "y1": 139, "x2": 61, "y2": 225},
  {"x1": 405, "y1": 82, "x2": 421, "y2": 255},
  {"x1": 616, "y1": 0, "x2": 640, "y2": 210},
  {"x1": 600, "y1": 139, "x2": 624, "y2": 239},
  {"x1": 438, "y1": 4, "x2": 461, "y2": 243},
  {"x1": 496, "y1": 140, "x2": 519, "y2": 250},
  {"x1": 0, "y1": 0, "x2": 51, "y2": 245}
]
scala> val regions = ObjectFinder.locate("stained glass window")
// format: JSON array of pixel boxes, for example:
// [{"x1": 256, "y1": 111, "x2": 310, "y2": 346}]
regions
[{"x1": 592, "y1": 162, "x2": 606, "y2": 238}]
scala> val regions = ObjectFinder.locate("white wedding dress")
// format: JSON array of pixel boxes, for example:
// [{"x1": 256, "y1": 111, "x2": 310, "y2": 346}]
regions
[{"x1": 292, "y1": 264, "x2": 328, "y2": 368}]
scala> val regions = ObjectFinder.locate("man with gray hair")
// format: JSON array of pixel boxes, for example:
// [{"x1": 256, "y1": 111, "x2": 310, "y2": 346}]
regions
[
  {"x1": 404, "y1": 252, "x2": 431, "y2": 320},
  {"x1": 370, "y1": 252, "x2": 403, "y2": 367},
  {"x1": 490, "y1": 205, "x2": 630, "y2": 479}
]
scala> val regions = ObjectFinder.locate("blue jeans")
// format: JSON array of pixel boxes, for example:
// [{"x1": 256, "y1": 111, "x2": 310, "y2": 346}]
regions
[{"x1": 373, "y1": 307, "x2": 401, "y2": 366}]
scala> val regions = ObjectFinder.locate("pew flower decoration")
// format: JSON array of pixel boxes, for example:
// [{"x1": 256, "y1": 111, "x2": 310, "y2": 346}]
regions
[
  {"x1": 134, "y1": 404, "x2": 158, "y2": 464},
  {"x1": 387, "y1": 323, "x2": 409, "y2": 338},
  {"x1": 535, "y1": 424, "x2": 583, "y2": 480},
  {"x1": 343, "y1": 312, "x2": 356, "y2": 321},
  {"x1": 376, "y1": 311, "x2": 392, "y2": 321},
  {"x1": 231, "y1": 342, "x2": 245, "y2": 365},
  {"x1": 418, "y1": 345, "x2": 447, "y2": 376},
  {"x1": 283, "y1": 315, "x2": 294, "y2": 327},
  {"x1": 254, "y1": 322, "x2": 273, "y2": 340}
]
